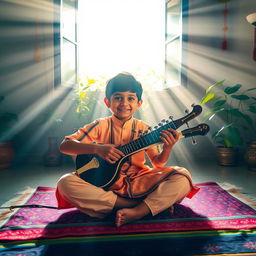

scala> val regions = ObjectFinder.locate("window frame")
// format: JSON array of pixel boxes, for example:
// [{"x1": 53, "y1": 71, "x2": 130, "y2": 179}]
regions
[
  {"x1": 54, "y1": 0, "x2": 78, "y2": 89},
  {"x1": 164, "y1": 0, "x2": 188, "y2": 88}
]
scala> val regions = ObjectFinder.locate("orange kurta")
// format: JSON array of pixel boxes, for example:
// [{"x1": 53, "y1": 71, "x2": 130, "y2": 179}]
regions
[{"x1": 62, "y1": 115, "x2": 199, "y2": 199}]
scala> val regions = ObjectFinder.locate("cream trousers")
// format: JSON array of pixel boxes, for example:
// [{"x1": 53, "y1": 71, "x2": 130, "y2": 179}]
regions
[{"x1": 57, "y1": 172, "x2": 191, "y2": 218}]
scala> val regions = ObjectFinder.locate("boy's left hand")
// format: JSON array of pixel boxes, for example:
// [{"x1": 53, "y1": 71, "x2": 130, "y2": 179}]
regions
[{"x1": 160, "y1": 128, "x2": 180, "y2": 151}]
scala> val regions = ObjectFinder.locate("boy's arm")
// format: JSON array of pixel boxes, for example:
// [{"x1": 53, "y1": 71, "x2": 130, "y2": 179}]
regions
[
  {"x1": 146, "y1": 129, "x2": 180, "y2": 168},
  {"x1": 60, "y1": 139, "x2": 124, "y2": 164},
  {"x1": 60, "y1": 139, "x2": 98, "y2": 155}
]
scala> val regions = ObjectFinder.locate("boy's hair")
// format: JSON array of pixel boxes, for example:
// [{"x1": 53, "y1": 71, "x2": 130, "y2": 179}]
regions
[{"x1": 105, "y1": 72, "x2": 143, "y2": 101}]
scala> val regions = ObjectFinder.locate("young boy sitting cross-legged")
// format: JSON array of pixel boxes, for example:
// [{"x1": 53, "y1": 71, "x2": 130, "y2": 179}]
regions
[{"x1": 56, "y1": 72, "x2": 199, "y2": 227}]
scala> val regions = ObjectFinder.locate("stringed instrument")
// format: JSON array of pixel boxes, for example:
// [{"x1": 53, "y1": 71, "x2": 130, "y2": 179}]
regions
[{"x1": 76, "y1": 105, "x2": 209, "y2": 189}]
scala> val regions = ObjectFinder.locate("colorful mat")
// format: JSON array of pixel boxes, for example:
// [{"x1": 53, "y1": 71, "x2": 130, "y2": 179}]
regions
[
  {"x1": 1, "y1": 182, "x2": 256, "y2": 255},
  {"x1": 0, "y1": 182, "x2": 256, "y2": 241}
]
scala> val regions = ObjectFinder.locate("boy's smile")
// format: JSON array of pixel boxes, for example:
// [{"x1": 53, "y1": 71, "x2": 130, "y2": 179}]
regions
[{"x1": 104, "y1": 91, "x2": 142, "y2": 123}]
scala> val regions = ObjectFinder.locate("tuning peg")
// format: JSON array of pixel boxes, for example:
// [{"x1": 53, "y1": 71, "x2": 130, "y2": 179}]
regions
[
  {"x1": 169, "y1": 116, "x2": 173, "y2": 120},
  {"x1": 143, "y1": 130, "x2": 148, "y2": 135},
  {"x1": 138, "y1": 130, "x2": 143, "y2": 136},
  {"x1": 148, "y1": 126, "x2": 152, "y2": 131},
  {"x1": 154, "y1": 126, "x2": 158, "y2": 130},
  {"x1": 185, "y1": 121, "x2": 197, "y2": 145},
  {"x1": 158, "y1": 123, "x2": 163, "y2": 126},
  {"x1": 191, "y1": 103, "x2": 195, "y2": 107},
  {"x1": 161, "y1": 119, "x2": 166, "y2": 123},
  {"x1": 185, "y1": 109, "x2": 189, "y2": 114}
]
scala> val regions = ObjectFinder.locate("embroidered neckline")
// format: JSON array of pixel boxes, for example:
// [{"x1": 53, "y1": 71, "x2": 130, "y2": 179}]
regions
[{"x1": 109, "y1": 117, "x2": 136, "y2": 145}]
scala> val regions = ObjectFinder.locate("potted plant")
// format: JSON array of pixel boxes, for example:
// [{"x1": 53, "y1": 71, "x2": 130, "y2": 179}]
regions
[
  {"x1": 201, "y1": 80, "x2": 256, "y2": 166},
  {"x1": 0, "y1": 96, "x2": 18, "y2": 169}
]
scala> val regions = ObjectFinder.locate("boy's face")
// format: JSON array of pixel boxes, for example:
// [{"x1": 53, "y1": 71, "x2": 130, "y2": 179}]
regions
[{"x1": 104, "y1": 91, "x2": 142, "y2": 122}]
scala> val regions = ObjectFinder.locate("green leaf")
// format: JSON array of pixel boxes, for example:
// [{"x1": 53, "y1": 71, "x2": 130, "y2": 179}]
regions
[
  {"x1": 212, "y1": 95, "x2": 224, "y2": 103},
  {"x1": 0, "y1": 96, "x2": 5, "y2": 103},
  {"x1": 203, "y1": 105, "x2": 226, "y2": 117},
  {"x1": 249, "y1": 105, "x2": 256, "y2": 114},
  {"x1": 231, "y1": 94, "x2": 250, "y2": 100},
  {"x1": 241, "y1": 113, "x2": 253, "y2": 125},
  {"x1": 224, "y1": 138, "x2": 232, "y2": 148},
  {"x1": 213, "y1": 99, "x2": 226, "y2": 108},
  {"x1": 84, "y1": 105, "x2": 90, "y2": 111},
  {"x1": 227, "y1": 108, "x2": 243, "y2": 117},
  {"x1": 246, "y1": 88, "x2": 256, "y2": 91},
  {"x1": 218, "y1": 123, "x2": 233, "y2": 133},
  {"x1": 201, "y1": 93, "x2": 215, "y2": 105},
  {"x1": 208, "y1": 108, "x2": 226, "y2": 120},
  {"x1": 214, "y1": 124, "x2": 243, "y2": 147},
  {"x1": 228, "y1": 109, "x2": 253, "y2": 125},
  {"x1": 224, "y1": 84, "x2": 242, "y2": 94},
  {"x1": 205, "y1": 80, "x2": 225, "y2": 94},
  {"x1": 226, "y1": 126, "x2": 243, "y2": 146}
]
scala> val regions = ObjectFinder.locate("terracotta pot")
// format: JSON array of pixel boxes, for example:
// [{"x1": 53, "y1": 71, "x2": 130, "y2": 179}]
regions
[
  {"x1": 44, "y1": 137, "x2": 61, "y2": 167},
  {"x1": 0, "y1": 142, "x2": 15, "y2": 169},
  {"x1": 216, "y1": 147, "x2": 238, "y2": 166},
  {"x1": 244, "y1": 141, "x2": 256, "y2": 172}
]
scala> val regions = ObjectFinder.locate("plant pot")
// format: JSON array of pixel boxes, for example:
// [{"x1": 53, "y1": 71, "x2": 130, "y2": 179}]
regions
[
  {"x1": 216, "y1": 147, "x2": 238, "y2": 166},
  {"x1": 44, "y1": 137, "x2": 61, "y2": 167},
  {"x1": 244, "y1": 141, "x2": 256, "y2": 172},
  {"x1": 0, "y1": 142, "x2": 15, "y2": 169}
]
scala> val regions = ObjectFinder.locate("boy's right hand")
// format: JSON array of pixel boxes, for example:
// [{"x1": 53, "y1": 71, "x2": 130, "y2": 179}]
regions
[{"x1": 95, "y1": 144, "x2": 125, "y2": 164}]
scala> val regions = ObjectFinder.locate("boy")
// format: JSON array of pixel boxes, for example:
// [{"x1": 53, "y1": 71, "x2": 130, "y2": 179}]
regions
[{"x1": 56, "y1": 72, "x2": 199, "y2": 227}]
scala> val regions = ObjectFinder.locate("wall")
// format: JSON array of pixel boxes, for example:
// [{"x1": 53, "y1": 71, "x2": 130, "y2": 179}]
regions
[
  {"x1": 187, "y1": 0, "x2": 255, "y2": 87},
  {"x1": 0, "y1": 0, "x2": 55, "y2": 164}
]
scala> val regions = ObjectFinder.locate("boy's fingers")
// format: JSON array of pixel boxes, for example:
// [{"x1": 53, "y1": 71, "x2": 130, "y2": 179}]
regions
[{"x1": 113, "y1": 148, "x2": 125, "y2": 157}]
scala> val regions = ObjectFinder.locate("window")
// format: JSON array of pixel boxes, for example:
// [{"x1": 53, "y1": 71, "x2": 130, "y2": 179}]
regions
[{"x1": 56, "y1": 0, "x2": 184, "y2": 89}]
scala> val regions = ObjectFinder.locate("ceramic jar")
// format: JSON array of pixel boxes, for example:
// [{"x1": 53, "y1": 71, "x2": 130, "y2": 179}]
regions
[
  {"x1": 0, "y1": 142, "x2": 15, "y2": 169},
  {"x1": 244, "y1": 141, "x2": 256, "y2": 171},
  {"x1": 216, "y1": 147, "x2": 238, "y2": 166},
  {"x1": 44, "y1": 137, "x2": 61, "y2": 167}
]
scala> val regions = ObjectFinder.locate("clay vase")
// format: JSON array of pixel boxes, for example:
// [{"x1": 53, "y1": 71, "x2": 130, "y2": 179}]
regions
[
  {"x1": 44, "y1": 137, "x2": 61, "y2": 167},
  {"x1": 0, "y1": 142, "x2": 15, "y2": 169},
  {"x1": 216, "y1": 147, "x2": 238, "y2": 166},
  {"x1": 244, "y1": 141, "x2": 256, "y2": 172}
]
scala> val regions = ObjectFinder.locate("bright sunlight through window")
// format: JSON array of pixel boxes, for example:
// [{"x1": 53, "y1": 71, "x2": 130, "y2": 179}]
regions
[{"x1": 78, "y1": 0, "x2": 166, "y2": 89}]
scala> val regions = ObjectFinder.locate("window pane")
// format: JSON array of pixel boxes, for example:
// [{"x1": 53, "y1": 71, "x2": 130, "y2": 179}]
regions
[
  {"x1": 165, "y1": 37, "x2": 181, "y2": 86},
  {"x1": 166, "y1": 1, "x2": 181, "y2": 41},
  {"x1": 62, "y1": 0, "x2": 77, "y2": 41},
  {"x1": 61, "y1": 38, "x2": 77, "y2": 86}
]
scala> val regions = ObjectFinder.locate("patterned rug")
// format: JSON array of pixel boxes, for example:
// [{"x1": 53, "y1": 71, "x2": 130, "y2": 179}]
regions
[
  {"x1": 1, "y1": 182, "x2": 256, "y2": 256},
  {"x1": 0, "y1": 182, "x2": 256, "y2": 242}
]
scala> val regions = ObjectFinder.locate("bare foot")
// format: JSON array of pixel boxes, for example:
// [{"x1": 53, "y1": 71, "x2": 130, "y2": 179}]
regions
[
  {"x1": 115, "y1": 208, "x2": 137, "y2": 227},
  {"x1": 115, "y1": 202, "x2": 150, "y2": 227}
]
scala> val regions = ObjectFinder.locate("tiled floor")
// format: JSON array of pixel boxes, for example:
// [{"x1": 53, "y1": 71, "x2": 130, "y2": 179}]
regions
[{"x1": 1, "y1": 156, "x2": 256, "y2": 207}]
